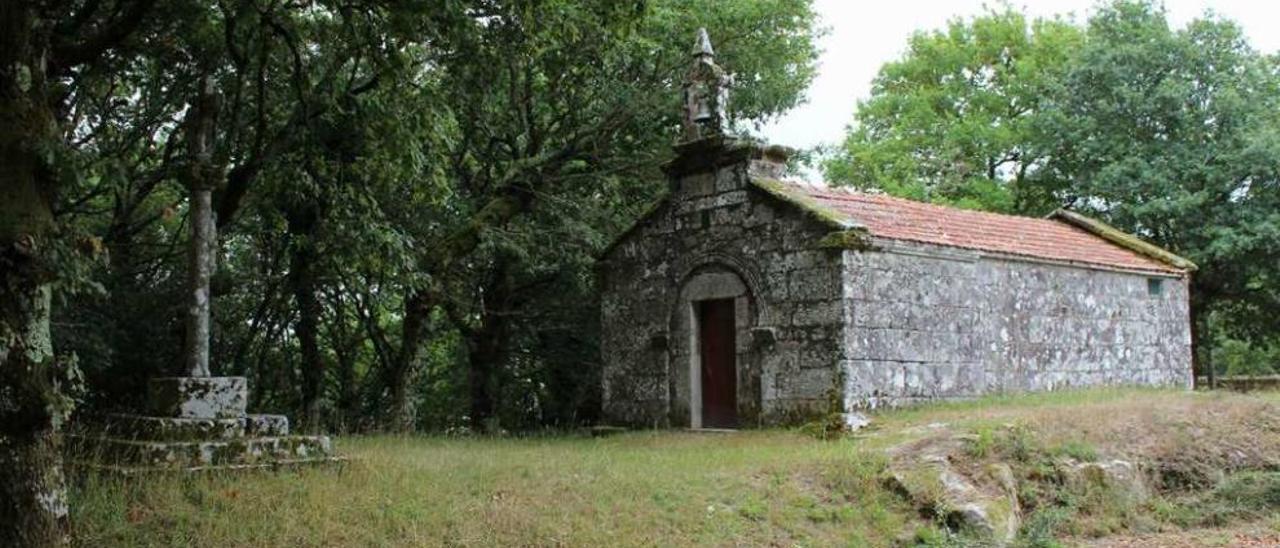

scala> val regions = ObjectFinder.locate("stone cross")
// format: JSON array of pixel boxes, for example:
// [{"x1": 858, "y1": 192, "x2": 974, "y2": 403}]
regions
[
  {"x1": 183, "y1": 76, "x2": 220, "y2": 377},
  {"x1": 682, "y1": 28, "x2": 733, "y2": 142}
]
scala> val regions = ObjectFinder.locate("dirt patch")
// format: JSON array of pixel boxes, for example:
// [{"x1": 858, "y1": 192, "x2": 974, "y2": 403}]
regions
[{"x1": 1082, "y1": 522, "x2": 1280, "y2": 547}]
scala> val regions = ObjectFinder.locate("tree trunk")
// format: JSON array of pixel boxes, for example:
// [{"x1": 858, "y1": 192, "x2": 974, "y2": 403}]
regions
[
  {"x1": 287, "y1": 206, "x2": 324, "y2": 433},
  {"x1": 0, "y1": 251, "x2": 69, "y2": 547},
  {"x1": 1, "y1": 3, "x2": 72, "y2": 544},
  {"x1": 334, "y1": 339, "x2": 359, "y2": 432},
  {"x1": 466, "y1": 321, "x2": 508, "y2": 432},
  {"x1": 466, "y1": 258, "x2": 513, "y2": 432},
  {"x1": 182, "y1": 77, "x2": 220, "y2": 378},
  {"x1": 326, "y1": 291, "x2": 361, "y2": 432},
  {"x1": 386, "y1": 292, "x2": 429, "y2": 432},
  {"x1": 1189, "y1": 284, "x2": 1212, "y2": 389}
]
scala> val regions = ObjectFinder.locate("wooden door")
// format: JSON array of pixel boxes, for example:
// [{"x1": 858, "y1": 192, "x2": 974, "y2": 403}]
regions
[{"x1": 699, "y1": 298, "x2": 737, "y2": 428}]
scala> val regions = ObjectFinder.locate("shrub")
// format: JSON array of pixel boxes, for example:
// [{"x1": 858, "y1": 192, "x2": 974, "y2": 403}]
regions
[{"x1": 1050, "y1": 441, "x2": 1098, "y2": 462}]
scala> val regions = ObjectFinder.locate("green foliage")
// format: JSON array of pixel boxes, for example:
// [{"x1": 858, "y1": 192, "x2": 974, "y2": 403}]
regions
[
  {"x1": 1016, "y1": 507, "x2": 1070, "y2": 548},
  {"x1": 1212, "y1": 337, "x2": 1279, "y2": 377},
  {"x1": 1192, "y1": 471, "x2": 1280, "y2": 525},
  {"x1": 1040, "y1": 0, "x2": 1280, "y2": 348},
  {"x1": 47, "y1": 0, "x2": 820, "y2": 432},
  {"x1": 825, "y1": 6, "x2": 1082, "y2": 214},
  {"x1": 1050, "y1": 441, "x2": 1098, "y2": 462}
]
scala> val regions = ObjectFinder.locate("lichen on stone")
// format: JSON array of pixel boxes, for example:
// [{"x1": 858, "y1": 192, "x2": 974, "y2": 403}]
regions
[{"x1": 598, "y1": 195, "x2": 671, "y2": 259}]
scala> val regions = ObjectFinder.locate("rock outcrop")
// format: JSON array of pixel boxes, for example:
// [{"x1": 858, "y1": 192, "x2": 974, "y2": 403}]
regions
[{"x1": 886, "y1": 426, "x2": 1020, "y2": 545}]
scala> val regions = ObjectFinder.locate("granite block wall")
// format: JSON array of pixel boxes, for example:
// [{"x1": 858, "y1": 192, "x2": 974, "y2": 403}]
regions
[{"x1": 839, "y1": 240, "x2": 1193, "y2": 412}]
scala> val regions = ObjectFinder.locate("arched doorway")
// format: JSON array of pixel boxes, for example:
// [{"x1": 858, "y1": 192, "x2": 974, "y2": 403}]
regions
[{"x1": 672, "y1": 266, "x2": 756, "y2": 429}]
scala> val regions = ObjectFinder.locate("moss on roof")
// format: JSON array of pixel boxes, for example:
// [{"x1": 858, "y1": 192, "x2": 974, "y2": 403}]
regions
[
  {"x1": 817, "y1": 228, "x2": 876, "y2": 251},
  {"x1": 1049, "y1": 209, "x2": 1198, "y2": 272},
  {"x1": 749, "y1": 178, "x2": 862, "y2": 231}
]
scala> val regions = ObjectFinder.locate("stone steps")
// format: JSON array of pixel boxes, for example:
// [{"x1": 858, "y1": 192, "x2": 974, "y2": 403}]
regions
[
  {"x1": 94, "y1": 413, "x2": 292, "y2": 441},
  {"x1": 71, "y1": 434, "x2": 333, "y2": 468},
  {"x1": 70, "y1": 456, "x2": 347, "y2": 476},
  {"x1": 75, "y1": 376, "x2": 339, "y2": 474},
  {"x1": 98, "y1": 414, "x2": 246, "y2": 440}
]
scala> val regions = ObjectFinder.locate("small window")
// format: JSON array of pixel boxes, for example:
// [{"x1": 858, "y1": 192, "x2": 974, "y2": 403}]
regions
[{"x1": 1147, "y1": 278, "x2": 1163, "y2": 296}]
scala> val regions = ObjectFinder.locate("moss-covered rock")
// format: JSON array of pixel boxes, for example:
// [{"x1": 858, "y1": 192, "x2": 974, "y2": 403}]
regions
[{"x1": 886, "y1": 428, "x2": 1020, "y2": 546}]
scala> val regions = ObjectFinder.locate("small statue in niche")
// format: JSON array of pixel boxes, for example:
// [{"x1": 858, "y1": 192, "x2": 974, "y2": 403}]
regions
[{"x1": 682, "y1": 28, "x2": 734, "y2": 142}]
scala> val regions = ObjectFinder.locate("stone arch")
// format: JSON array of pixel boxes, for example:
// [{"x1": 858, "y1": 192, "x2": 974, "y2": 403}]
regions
[
  {"x1": 666, "y1": 255, "x2": 766, "y2": 428},
  {"x1": 670, "y1": 251, "x2": 772, "y2": 326}
]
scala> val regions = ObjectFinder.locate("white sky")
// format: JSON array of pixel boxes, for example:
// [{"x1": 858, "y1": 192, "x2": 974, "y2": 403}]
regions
[{"x1": 761, "y1": 0, "x2": 1280, "y2": 165}]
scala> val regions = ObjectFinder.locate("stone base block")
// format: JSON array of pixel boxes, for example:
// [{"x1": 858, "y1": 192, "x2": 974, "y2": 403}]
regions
[
  {"x1": 103, "y1": 414, "x2": 246, "y2": 441},
  {"x1": 71, "y1": 457, "x2": 347, "y2": 476},
  {"x1": 76, "y1": 376, "x2": 341, "y2": 475},
  {"x1": 245, "y1": 414, "x2": 290, "y2": 436},
  {"x1": 148, "y1": 376, "x2": 247, "y2": 419},
  {"x1": 73, "y1": 435, "x2": 333, "y2": 468}
]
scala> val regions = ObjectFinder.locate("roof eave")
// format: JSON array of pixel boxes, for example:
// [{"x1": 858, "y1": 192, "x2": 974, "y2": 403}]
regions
[{"x1": 1047, "y1": 209, "x2": 1198, "y2": 273}]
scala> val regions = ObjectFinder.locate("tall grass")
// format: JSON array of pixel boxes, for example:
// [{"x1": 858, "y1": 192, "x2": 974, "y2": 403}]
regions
[
  {"x1": 68, "y1": 388, "x2": 1280, "y2": 546},
  {"x1": 70, "y1": 432, "x2": 911, "y2": 546}
]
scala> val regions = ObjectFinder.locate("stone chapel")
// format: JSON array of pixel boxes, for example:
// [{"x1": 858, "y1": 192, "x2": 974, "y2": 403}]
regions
[{"x1": 596, "y1": 30, "x2": 1195, "y2": 429}]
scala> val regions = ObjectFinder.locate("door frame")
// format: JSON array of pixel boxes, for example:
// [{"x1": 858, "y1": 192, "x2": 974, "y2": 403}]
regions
[
  {"x1": 690, "y1": 297, "x2": 739, "y2": 428},
  {"x1": 672, "y1": 264, "x2": 762, "y2": 429}
]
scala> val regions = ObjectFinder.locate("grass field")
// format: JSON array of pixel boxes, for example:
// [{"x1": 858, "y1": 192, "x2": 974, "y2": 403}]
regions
[{"x1": 69, "y1": 389, "x2": 1280, "y2": 547}]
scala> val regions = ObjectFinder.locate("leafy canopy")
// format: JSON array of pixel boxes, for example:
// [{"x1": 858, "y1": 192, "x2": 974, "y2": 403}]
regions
[{"x1": 824, "y1": 7, "x2": 1081, "y2": 213}]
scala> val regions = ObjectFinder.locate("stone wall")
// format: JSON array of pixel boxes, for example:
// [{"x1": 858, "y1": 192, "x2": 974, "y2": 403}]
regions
[
  {"x1": 599, "y1": 144, "x2": 846, "y2": 427},
  {"x1": 840, "y1": 239, "x2": 1193, "y2": 411}
]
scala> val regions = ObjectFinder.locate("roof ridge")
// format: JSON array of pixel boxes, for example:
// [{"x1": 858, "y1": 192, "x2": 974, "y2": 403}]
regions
[{"x1": 797, "y1": 182, "x2": 1066, "y2": 227}]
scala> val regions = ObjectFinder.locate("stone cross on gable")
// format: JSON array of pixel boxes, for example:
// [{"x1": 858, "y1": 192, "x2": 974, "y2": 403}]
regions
[{"x1": 682, "y1": 28, "x2": 733, "y2": 142}]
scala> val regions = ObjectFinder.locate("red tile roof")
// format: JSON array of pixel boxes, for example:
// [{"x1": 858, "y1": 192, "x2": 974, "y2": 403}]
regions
[{"x1": 776, "y1": 181, "x2": 1184, "y2": 274}]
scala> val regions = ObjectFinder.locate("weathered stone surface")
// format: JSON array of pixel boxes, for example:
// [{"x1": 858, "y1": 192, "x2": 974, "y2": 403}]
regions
[
  {"x1": 245, "y1": 414, "x2": 290, "y2": 437},
  {"x1": 1067, "y1": 459, "x2": 1148, "y2": 501},
  {"x1": 841, "y1": 241, "x2": 1192, "y2": 411},
  {"x1": 148, "y1": 376, "x2": 247, "y2": 419},
  {"x1": 76, "y1": 376, "x2": 341, "y2": 475},
  {"x1": 600, "y1": 138, "x2": 844, "y2": 428},
  {"x1": 886, "y1": 430, "x2": 1020, "y2": 546},
  {"x1": 102, "y1": 414, "x2": 245, "y2": 441}
]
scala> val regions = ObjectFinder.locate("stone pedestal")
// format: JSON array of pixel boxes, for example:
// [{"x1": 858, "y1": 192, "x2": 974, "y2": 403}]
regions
[{"x1": 73, "y1": 376, "x2": 341, "y2": 474}]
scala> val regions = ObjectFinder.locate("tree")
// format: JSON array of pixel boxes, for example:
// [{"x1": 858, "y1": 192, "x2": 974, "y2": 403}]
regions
[
  {"x1": 1037, "y1": 0, "x2": 1280, "y2": 380},
  {"x1": 824, "y1": 7, "x2": 1081, "y2": 214},
  {"x1": 2, "y1": 1, "x2": 153, "y2": 544},
  {"x1": 316, "y1": 0, "x2": 819, "y2": 430},
  {"x1": 28, "y1": 0, "x2": 818, "y2": 454},
  {"x1": 399, "y1": 0, "x2": 821, "y2": 431}
]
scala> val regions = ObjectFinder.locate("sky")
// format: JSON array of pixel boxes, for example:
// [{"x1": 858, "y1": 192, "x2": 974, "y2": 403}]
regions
[{"x1": 761, "y1": 0, "x2": 1280, "y2": 165}]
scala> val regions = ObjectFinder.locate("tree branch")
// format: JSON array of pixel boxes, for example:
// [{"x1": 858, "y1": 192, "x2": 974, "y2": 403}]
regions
[{"x1": 51, "y1": 0, "x2": 156, "y2": 71}]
